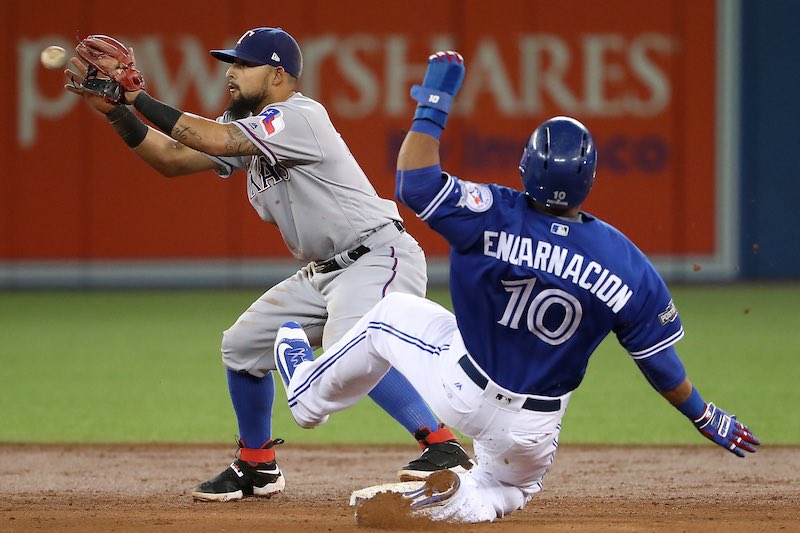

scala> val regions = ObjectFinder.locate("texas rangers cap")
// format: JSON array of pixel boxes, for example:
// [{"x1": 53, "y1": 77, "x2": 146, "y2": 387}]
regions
[{"x1": 210, "y1": 27, "x2": 303, "y2": 78}]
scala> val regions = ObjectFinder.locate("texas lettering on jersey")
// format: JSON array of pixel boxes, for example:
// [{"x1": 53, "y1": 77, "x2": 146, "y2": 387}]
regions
[{"x1": 247, "y1": 155, "x2": 289, "y2": 199}]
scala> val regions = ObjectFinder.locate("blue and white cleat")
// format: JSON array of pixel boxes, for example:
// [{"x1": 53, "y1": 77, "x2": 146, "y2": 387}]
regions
[
  {"x1": 403, "y1": 469, "x2": 461, "y2": 512},
  {"x1": 274, "y1": 321, "x2": 329, "y2": 428},
  {"x1": 352, "y1": 470, "x2": 462, "y2": 526},
  {"x1": 274, "y1": 321, "x2": 315, "y2": 388}
]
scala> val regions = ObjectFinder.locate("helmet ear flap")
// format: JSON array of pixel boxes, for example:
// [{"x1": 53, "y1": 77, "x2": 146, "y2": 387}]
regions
[{"x1": 519, "y1": 116, "x2": 596, "y2": 209}]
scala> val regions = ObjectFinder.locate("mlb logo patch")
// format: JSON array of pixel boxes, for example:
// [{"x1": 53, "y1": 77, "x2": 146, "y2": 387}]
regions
[
  {"x1": 460, "y1": 182, "x2": 493, "y2": 213},
  {"x1": 551, "y1": 223, "x2": 569, "y2": 236},
  {"x1": 249, "y1": 108, "x2": 285, "y2": 140}
]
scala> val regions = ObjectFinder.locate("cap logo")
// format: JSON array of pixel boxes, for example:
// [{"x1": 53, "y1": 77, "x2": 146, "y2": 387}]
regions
[
  {"x1": 237, "y1": 30, "x2": 256, "y2": 45},
  {"x1": 271, "y1": 52, "x2": 280, "y2": 62}
]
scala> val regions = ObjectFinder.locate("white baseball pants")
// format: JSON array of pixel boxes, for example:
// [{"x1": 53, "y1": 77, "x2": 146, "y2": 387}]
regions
[{"x1": 286, "y1": 292, "x2": 570, "y2": 523}]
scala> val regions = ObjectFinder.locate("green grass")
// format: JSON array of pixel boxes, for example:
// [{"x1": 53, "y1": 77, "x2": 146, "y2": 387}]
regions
[
  {"x1": 0, "y1": 284, "x2": 797, "y2": 445},
  {"x1": 563, "y1": 284, "x2": 799, "y2": 444}
]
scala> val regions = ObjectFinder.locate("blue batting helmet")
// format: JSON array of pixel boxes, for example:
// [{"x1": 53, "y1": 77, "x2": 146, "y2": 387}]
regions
[{"x1": 519, "y1": 116, "x2": 597, "y2": 209}]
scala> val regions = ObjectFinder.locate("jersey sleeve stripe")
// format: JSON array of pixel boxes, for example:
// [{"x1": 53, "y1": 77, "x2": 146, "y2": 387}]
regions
[
  {"x1": 418, "y1": 173, "x2": 456, "y2": 221},
  {"x1": 628, "y1": 328, "x2": 685, "y2": 360},
  {"x1": 232, "y1": 121, "x2": 279, "y2": 165}
]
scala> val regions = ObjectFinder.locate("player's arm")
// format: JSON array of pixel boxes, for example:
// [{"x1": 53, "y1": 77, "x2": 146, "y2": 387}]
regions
[
  {"x1": 635, "y1": 346, "x2": 761, "y2": 457},
  {"x1": 397, "y1": 51, "x2": 464, "y2": 172},
  {"x1": 396, "y1": 51, "x2": 464, "y2": 210},
  {"x1": 121, "y1": 88, "x2": 259, "y2": 158},
  {"x1": 93, "y1": 103, "x2": 218, "y2": 177},
  {"x1": 397, "y1": 133, "x2": 440, "y2": 171},
  {"x1": 65, "y1": 58, "x2": 220, "y2": 177},
  {"x1": 66, "y1": 56, "x2": 256, "y2": 159},
  {"x1": 129, "y1": 125, "x2": 219, "y2": 176}
]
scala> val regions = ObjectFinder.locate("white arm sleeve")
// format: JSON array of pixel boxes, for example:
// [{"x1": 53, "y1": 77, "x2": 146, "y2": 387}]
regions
[{"x1": 204, "y1": 154, "x2": 245, "y2": 178}]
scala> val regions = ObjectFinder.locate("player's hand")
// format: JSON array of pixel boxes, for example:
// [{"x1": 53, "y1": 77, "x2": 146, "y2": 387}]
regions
[
  {"x1": 409, "y1": 51, "x2": 465, "y2": 131},
  {"x1": 420, "y1": 51, "x2": 465, "y2": 97},
  {"x1": 692, "y1": 402, "x2": 760, "y2": 457},
  {"x1": 120, "y1": 47, "x2": 145, "y2": 105},
  {"x1": 64, "y1": 57, "x2": 117, "y2": 115}
]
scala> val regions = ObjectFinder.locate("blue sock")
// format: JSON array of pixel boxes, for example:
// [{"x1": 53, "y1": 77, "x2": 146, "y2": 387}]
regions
[
  {"x1": 226, "y1": 369, "x2": 274, "y2": 449},
  {"x1": 367, "y1": 367, "x2": 439, "y2": 434}
]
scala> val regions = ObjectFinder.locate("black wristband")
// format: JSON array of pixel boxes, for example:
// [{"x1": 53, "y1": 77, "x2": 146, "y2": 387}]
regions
[
  {"x1": 133, "y1": 92, "x2": 183, "y2": 135},
  {"x1": 106, "y1": 105, "x2": 149, "y2": 148}
]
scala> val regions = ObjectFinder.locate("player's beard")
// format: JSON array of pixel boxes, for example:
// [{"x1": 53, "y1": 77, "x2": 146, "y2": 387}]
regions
[{"x1": 226, "y1": 88, "x2": 268, "y2": 120}]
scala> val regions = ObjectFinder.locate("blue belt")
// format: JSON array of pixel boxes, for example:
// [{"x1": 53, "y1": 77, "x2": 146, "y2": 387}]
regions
[{"x1": 457, "y1": 356, "x2": 561, "y2": 412}]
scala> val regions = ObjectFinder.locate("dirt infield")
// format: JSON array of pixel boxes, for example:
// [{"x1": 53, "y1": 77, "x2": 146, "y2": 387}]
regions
[{"x1": 1, "y1": 443, "x2": 798, "y2": 532}]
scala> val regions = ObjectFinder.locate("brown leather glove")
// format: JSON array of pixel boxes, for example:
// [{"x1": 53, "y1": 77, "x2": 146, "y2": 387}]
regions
[{"x1": 74, "y1": 35, "x2": 145, "y2": 104}]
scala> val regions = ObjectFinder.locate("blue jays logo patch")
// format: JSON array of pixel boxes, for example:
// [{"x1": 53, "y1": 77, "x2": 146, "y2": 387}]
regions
[{"x1": 460, "y1": 182, "x2": 493, "y2": 213}]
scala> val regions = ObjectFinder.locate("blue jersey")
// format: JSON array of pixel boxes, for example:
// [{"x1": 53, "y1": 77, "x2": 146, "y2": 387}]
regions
[{"x1": 400, "y1": 171, "x2": 684, "y2": 397}]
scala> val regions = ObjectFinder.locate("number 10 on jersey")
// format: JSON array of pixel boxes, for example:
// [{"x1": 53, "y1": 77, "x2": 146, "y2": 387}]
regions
[{"x1": 498, "y1": 278, "x2": 583, "y2": 346}]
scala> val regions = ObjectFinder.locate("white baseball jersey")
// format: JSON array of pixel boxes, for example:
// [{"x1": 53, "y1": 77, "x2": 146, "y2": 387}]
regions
[
  {"x1": 207, "y1": 92, "x2": 402, "y2": 262},
  {"x1": 205, "y1": 93, "x2": 428, "y2": 377}
]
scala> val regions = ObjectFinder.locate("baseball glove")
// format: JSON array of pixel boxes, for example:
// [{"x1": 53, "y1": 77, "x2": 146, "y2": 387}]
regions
[{"x1": 74, "y1": 35, "x2": 145, "y2": 104}]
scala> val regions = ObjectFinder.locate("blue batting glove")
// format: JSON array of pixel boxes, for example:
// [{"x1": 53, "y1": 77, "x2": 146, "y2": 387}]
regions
[
  {"x1": 410, "y1": 51, "x2": 465, "y2": 136},
  {"x1": 418, "y1": 51, "x2": 465, "y2": 96},
  {"x1": 692, "y1": 402, "x2": 761, "y2": 457}
]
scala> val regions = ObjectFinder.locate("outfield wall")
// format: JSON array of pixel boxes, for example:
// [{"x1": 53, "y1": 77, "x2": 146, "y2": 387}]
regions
[
  {"x1": 0, "y1": 0, "x2": 796, "y2": 287},
  {"x1": 737, "y1": 0, "x2": 800, "y2": 280}
]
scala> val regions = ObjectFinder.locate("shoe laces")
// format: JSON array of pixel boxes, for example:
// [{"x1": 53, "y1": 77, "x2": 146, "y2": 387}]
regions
[{"x1": 285, "y1": 346, "x2": 309, "y2": 366}]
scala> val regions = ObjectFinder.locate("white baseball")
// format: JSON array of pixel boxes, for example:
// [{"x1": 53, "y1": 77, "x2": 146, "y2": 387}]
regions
[{"x1": 40, "y1": 45, "x2": 68, "y2": 70}]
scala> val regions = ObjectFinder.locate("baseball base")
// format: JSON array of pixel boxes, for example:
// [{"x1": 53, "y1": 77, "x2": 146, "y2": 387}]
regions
[{"x1": 348, "y1": 481, "x2": 423, "y2": 506}]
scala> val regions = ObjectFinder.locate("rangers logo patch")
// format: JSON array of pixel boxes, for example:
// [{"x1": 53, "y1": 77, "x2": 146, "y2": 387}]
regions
[
  {"x1": 658, "y1": 300, "x2": 679, "y2": 325},
  {"x1": 246, "y1": 108, "x2": 285, "y2": 140},
  {"x1": 459, "y1": 182, "x2": 493, "y2": 212}
]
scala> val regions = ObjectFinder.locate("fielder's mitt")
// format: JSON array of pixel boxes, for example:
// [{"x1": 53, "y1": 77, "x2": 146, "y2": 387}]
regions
[{"x1": 75, "y1": 35, "x2": 145, "y2": 104}]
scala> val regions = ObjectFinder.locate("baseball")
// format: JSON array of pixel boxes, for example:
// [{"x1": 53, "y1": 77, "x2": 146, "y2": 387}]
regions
[{"x1": 40, "y1": 45, "x2": 68, "y2": 70}]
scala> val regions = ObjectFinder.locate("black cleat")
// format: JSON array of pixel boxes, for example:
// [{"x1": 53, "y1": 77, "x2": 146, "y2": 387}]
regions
[
  {"x1": 398, "y1": 426, "x2": 475, "y2": 481},
  {"x1": 192, "y1": 439, "x2": 285, "y2": 502}
]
